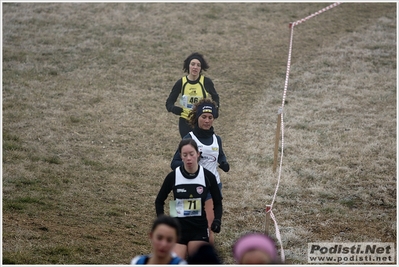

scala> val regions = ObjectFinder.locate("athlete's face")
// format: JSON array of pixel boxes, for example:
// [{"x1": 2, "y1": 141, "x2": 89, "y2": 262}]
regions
[
  {"x1": 240, "y1": 249, "x2": 273, "y2": 264},
  {"x1": 150, "y1": 224, "x2": 177, "y2": 259},
  {"x1": 189, "y1": 59, "x2": 201, "y2": 76},
  {"x1": 180, "y1": 144, "x2": 200, "y2": 171},
  {"x1": 198, "y1": 113, "x2": 214, "y2": 130}
]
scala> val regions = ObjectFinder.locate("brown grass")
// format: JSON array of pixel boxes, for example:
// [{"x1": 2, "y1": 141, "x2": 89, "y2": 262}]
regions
[{"x1": 3, "y1": 2, "x2": 396, "y2": 264}]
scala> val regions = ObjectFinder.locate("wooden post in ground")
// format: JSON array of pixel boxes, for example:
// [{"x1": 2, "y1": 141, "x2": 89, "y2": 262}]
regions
[
  {"x1": 265, "y1": 205, "x2": 272, "y2": 235},
  {"x1": 273, "y1": 108, "x2": 282, "y2": 173}
]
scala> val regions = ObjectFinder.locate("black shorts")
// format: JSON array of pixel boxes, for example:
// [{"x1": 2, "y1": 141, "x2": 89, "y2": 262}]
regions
[{"x1": 178, "y1": 227, "x2": 209, "y2": 245}]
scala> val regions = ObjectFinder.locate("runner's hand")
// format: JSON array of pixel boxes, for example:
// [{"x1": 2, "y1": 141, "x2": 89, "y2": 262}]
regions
[
  {"x1": 211, "y1": 219, "x2": 221, "y2": 233},
  {"x1": 219, "y1": 161, "x2": 230, "y2": 172},
  {"x1": 171, "y1": 106, "x2": 183, "y2": 115}
]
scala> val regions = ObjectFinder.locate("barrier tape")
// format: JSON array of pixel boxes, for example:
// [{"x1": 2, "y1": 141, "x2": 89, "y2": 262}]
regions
[
  {"x1": 266, "y1": 2, "x2": 342, "y2": 263},
  {"x1": 289, "y1": 2, "x2": 342, "y2": 28}
]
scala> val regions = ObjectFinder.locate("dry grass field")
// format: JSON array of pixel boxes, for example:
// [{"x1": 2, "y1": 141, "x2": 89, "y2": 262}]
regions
[{"x1": 2, "y1": 2, "x2": 396, "y2": 265}]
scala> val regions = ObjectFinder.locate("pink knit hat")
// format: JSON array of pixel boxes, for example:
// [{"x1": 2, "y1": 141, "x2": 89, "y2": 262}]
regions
[{"x1": 233, "y1": 233, "x2": 278, "y2": 263}]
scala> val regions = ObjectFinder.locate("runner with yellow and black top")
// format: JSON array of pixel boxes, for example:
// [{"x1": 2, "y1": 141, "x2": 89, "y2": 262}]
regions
[
  {"x1": 166, "y1": 52, "x2": 220, "y2": 138},
  {"x1": 179, "y1": 75, "x2": 209, "y2": 119}
]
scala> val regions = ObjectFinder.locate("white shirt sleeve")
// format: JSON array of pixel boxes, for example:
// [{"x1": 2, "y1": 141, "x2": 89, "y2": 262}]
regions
[{"x1": 130, "y1": 255, "x2": 142, "y2": 265}]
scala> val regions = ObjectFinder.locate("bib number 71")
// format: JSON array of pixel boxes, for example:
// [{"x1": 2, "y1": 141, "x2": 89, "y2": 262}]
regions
[{"x1": 175, "y1": 198, "x2": 202, "y2": 217}]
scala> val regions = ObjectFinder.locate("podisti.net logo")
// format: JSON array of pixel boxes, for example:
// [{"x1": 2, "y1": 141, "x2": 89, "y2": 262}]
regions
[{"x1": 308, "y1": 242, "x2": 395, "y2": 264}]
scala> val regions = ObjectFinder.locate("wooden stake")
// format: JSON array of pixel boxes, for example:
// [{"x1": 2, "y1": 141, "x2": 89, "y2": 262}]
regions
[
  {"x1": 273, "y1": 108, "x2": 282, "y2": 173},
  {"x1": 265, "y1": 205, "x2": 272, "y2": 235}
]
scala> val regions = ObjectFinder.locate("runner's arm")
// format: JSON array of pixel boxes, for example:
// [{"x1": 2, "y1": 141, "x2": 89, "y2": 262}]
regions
[
  {"x1": 205, "y1": 169, "x2": 223, "y2": 221},
  {"x1": 155, "y1": 172, "x2": 175, "y2": 216},
  {"x1": 166, "y1": 79, "x2": 183, "y2": 113},
  {"x1": 204, "y1": 77, "x2": 220, "y2": 107},
  {"x1": 216, "y1": 136, "x2": 230, "y2": 172}
]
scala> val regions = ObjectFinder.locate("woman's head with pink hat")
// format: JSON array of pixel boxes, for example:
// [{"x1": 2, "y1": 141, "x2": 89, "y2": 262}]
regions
[{"x1": 233, "y1": 233, "x2": 278, "y2": 264}]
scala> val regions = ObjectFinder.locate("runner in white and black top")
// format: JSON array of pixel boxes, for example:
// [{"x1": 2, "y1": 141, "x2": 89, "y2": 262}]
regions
[
  {"x1": 155, "y1": 138, "x2": 223, "y2": 260},
  {"x1": 170, "y1": 98, "x2": 229, "y2": 245}
]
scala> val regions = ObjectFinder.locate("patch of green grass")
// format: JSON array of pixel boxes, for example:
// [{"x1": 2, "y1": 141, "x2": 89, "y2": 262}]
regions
[
  {"x1": 321, "y1": 207, "x2": 335, "y2": 214},
  {"x1": 4, "y1": 202, "x2": 25, "y2": 211},
  {"x1": 69, "y1": 116, "x2": 81, "y2": 123},
  {"x1": 5, "y1": 177, "x2": 42, "y2": 187},
  {"x1": 202, "y1": 5, "x2": 223, "y2": 21},
  {"x1": 104, "y1": 210, "x2": 121, "y2": 217},
  {"x1": 48, "y1": 246, "x2": 71, "y2": 256},
  {"x1": 3, "y1": 196, "x2": 50, "y2": 213},
  {"x1": 204, "y1": 12, "x2": 218, "y2": 20},
  {"x1": 339, "y1": 198, "x2": 358, "y2": 209},
  {"x1": 89, "y1": 96, "x2": 103, "y2": 105},
  {"x1": 292, "y1": 122, "x2": 309, "y2": 130},
  {"x1": 83, "y1": 234, "x2": 100, "y2": 240},
  {"x1": 318, "y1": 192, "x2": 337, "y2": 200},
  {"x1": 82, "y1": 157, "x2": 101, "y2": 167},
  {"x1": 43, "y1": 155, "x2": 62, "y2": 165},
  {"x1": 3, "y1": 48, "x2": 28, "y2": 62},
  {"x1": 17, "y1": 196, "x2": 47, "y2": 205},
  {"x1": 3, "y1": 132, "x2": 24, "y2": 151},
  {"x1": 3, "y1": 140, "x2": 24, "y2": 151}
]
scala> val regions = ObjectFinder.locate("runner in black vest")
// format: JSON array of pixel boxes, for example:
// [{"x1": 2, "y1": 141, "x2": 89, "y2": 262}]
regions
[{"x1": 155, "y1": 138, "x2": 223, "y2": 260}]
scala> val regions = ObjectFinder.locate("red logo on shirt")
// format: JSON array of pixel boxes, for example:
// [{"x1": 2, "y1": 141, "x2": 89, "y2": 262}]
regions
[{"x1": 196, "y1": 186, "x2": 203, "y2": 195}]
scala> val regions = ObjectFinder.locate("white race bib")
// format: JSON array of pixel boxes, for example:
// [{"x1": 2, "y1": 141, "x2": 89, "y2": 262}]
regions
[{"x1": 173, "y1": 198, "x2": 202, "y2": 217}]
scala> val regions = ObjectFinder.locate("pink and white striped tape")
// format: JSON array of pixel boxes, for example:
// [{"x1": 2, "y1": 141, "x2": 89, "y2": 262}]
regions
[
  {"x1": 290, "y1": 2, "x2": 342, "y2": 28},
  {"x1": 267, "y1": 2, "x2": 342, "y2": 263}
]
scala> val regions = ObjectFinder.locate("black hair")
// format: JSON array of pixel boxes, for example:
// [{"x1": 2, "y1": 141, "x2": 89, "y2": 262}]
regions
[
  {"x1": 187, "y1": 243, "x2": 223, "y2": 264},
  {"x1": 178, "y1": 138, "x2": 199, "y2": 154},
  {"x1": 152, "y1": 215, "x2": 181, "y2": 239},
  {"x1": 182, "y1": 52, "x2": 209, "y2": 73}
]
